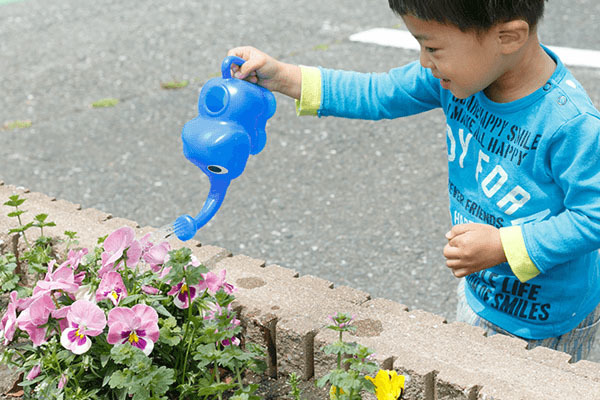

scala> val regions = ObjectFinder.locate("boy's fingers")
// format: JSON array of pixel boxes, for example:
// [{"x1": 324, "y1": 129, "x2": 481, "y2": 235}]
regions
[
  {"x1": 446, "y1": 223, "x2": 471, "y2": 240},
  {"x1": 227, "y1": 46, "x2": 251, "y2": 59},
  {"x1": 227, "y1": 46, "x2": 268, "y2": 80},
  {"x1": 227, "y1": 46, "x2": 253, "y2": 79},
  {"x1": 443, "y1": 243, "x2": 460, "y2": 259}
]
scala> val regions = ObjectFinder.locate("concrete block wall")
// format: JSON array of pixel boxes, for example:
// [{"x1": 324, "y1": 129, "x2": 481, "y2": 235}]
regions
[{"x1": 1, "y1": 181, "x2": 600, "y2": 400}]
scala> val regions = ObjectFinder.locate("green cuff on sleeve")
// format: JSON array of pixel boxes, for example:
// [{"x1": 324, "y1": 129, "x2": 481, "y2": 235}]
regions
[
  {"x1": 499, "y1": 225, "x2": 540, "y2": 282},
  {"x1": 295, "y1": 66, "x2": 321, "y2": 116}
]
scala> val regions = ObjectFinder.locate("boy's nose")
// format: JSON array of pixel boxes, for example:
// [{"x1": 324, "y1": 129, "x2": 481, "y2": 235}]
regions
[{"x1": 419, "y1": 51, "x2": 434, "y2": 69}]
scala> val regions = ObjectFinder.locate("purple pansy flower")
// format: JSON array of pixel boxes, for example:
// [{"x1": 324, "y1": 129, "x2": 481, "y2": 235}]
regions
[
  {"x1": 107, "y1": 304, "x2": 159, "y2": 355},
  {"x1": 60, "y1": 300, "x2": 106, "y2": 355},
  {"x1": 168, "y1": 280, "x2": 201, "y2": 309},
  {"x1": 95, "y1": 271, "x2": 128, "y2": 306}
]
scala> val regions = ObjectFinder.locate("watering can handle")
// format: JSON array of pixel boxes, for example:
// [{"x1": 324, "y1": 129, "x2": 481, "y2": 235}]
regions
[{"x1": 221, "y1": 55, "x2": 246, "y2": 79}]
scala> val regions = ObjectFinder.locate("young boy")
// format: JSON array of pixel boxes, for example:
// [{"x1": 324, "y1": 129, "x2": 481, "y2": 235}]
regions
[{"x1": 227, "y1": 0, "x2": 600, "y2": 361}]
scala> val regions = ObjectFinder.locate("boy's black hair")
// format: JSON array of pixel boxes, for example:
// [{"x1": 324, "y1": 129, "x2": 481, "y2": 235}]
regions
[{"x1": 388, "y1": 0, "x2": 547, "y2": 31}]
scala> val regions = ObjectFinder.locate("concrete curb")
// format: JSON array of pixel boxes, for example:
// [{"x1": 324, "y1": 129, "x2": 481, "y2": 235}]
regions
[{"x1": 1, "y1": 181, "x2": 599, "y2": 400}]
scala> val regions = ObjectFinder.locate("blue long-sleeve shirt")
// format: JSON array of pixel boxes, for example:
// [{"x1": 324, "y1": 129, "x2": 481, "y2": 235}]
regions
[{"x1": 314, "y1": 46, "x2": 600, "y2": 339}]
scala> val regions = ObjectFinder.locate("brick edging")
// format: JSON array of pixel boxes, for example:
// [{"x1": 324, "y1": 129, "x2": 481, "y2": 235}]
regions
[{"x1": 1, "y1": 181, "x2": 599, "y2": 400}]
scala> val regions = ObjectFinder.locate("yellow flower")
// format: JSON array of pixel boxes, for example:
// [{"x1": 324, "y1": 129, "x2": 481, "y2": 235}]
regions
[
  {"x1": 329, "y1": 385, "x2": 346, "y2": 399},
  {"x1": 365, "y1": 370, "x2": 405, "y2": 400}
]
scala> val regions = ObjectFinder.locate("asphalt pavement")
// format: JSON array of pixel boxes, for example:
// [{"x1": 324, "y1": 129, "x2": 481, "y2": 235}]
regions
[{"x1": 1, "y1": 0, "x2": 599, "y2": 361}]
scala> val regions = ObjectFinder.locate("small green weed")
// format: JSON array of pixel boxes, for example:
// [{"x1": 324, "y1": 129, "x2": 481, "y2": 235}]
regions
[
  {"x1": 91, "y1": 98, "x2": 119, "y2": 108},
  {"x1": 2, "y1": 120, "x2": 32, "y2": 130},
  {"x1": 160, "y1": 79, "x2": 189, "y2": 89}
]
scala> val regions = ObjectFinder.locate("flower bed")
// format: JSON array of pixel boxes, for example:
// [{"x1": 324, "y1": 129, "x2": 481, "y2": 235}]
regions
[
  {"x1": 0, "y1": 194, "x2": 268, "y2": 399},
  {"x1": 0, "y1": 193, "x2": 404, "y2": 400}
]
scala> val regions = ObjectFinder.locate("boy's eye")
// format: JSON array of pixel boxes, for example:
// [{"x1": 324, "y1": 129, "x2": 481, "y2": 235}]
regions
[{"x1": 425, "y1": 47, "x2": 437, "y2": 53}]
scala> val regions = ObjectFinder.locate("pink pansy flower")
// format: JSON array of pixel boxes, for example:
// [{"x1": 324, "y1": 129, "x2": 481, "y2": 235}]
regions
[
  {"x1": 107, "y1": 305, "x2": 159, "y2": 356},
  {"x1": 51, "y1": 305, "x2": 71, "y2": 332},
  {"x1": 0, "y1": 291, "x2": 19, "y2": 345},
  {"x1": 168, "y1": 280, "x2": 201, "y2": 309},
  {"x1": 199, "y1": 270, "x2": 235, "y2": 295},
  {"x1": 95, "y1": 271, "x2": 128, "y2": 306},
  {"x1": 141, "y1": 285, "x2": 160, "y2": 295},
  {"x1": 138, "y1": 233, "x2": 154, "y2": 253},
  {"x1": 16, "y1": 294, "x2": 56, "y2": 347},
  {"x1": 143, "y1": 241, "x2": 170, "y2": 272},
  {"x1": 57, "y1": 374, "x2": 69, "y2": 389},
  {"x1": 99, "y1": 227, "x2": 142, "y2": 277},
  {"x1": 26, "y1": 364, "x2": 41, "y2": 381},
  {"x1": 60, "y1": 300, "x2": 106, "y2": 355},
  {"x1": 58, "y1": 373, "x2": 68, "y2": 390},
  {"x1": 73, "y1": 271, "x2": 86, "y2": 286},
  {"x1": 60, "y1": 248, "x2": 88, "y2": 270},
  {"x1": 36, "y1": 264, "x2": 79, "y2": 295}
]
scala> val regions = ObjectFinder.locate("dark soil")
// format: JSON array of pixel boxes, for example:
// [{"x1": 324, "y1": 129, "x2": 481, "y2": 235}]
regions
[{"x1": 243, "y1": 372, "x2": 329, "y2": 399}]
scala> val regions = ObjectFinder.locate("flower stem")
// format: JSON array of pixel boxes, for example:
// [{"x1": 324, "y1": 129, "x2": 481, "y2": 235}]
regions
[
  {"x1": 337, "y1": 330, "x2": 343, "y2": 369},
  {"x1": 214, "y1": 364, "x2": 222, "y2": 400},
  {"x1": 235, "y1": 365, "x2": 244, "y2": 391},
  {"x1": 180, "y1": 315, "x2": 197, "y2": 384},
  {"x1": 178, "y1": 271, "x2": 195, "y2": 385},
  {"x1": 15, "y1": 208, "x2": 30, "y2": 248}
]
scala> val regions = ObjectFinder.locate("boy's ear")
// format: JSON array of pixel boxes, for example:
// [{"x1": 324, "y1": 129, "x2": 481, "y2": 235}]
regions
[{"x1": 497, "y1": 20, "x2": 530, "y2": 54}]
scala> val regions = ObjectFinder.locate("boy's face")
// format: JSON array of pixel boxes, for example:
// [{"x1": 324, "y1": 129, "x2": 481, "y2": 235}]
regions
[{"x1": 402, "y1": 14, "x2": 505, "y2": 99}]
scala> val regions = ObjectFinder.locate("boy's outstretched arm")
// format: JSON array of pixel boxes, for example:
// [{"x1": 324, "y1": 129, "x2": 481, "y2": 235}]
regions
[
  {"x1": 227, "y1": 46, "x2": 302, "y2": 100},
  {"x1": 443, "y1": 223, "x2": 507, "y2": 277}
]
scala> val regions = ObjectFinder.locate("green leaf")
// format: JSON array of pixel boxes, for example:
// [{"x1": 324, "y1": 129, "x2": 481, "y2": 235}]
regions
[
  {"x1": 152, "y1": 303, "x2": 172, "y2": 318},
  {"x1": 34, "y1": 213, "x2": 48, "y2": 222},
  {"x1": 64, "y1": 230, "x2": 78, "y2": 239},
  {"x1": 97, "y1": 234, "x2": 108, "y2": 245},
  {"x1": 8, "y1": 222, "x2": 34, "y2": 234},
  {"x1": 4, "y1": 195, "x2": 25, "y2": 207},
  {"x1": 33, "y1": 213, "x2": 56, "y2": 228},
  {"x1": 108, "y1": 370, "x2": 130, "y2": 389},
  {"x1": 100, "y1": 353, "x2": 110, "y2": 368},
  {"x1": 1, "y1": 274, "x2": 19, "y2": 291},
  {"x1": 316, "y1": 372, "x2": 332, "y2": 388},
  {"x1": 158, "y1": 317, "x2": 182, "y2": 346},
  {"x1": 7, "y1": 210, "x2": 25, "y2": 218},
  {"x1": 120, "y1": 294, "x2": 143, "y2": 306}
]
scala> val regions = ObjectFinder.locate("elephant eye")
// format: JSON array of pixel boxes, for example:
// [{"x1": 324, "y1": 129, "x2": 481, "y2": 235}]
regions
[{"x1": 207, "y1": 165, "x2": 228, "y2": 174}]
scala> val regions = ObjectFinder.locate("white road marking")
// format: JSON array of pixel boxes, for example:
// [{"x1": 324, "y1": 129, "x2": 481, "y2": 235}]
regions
[{"x1": 349, "y1": 28, "x2": 600, "y2": 69}]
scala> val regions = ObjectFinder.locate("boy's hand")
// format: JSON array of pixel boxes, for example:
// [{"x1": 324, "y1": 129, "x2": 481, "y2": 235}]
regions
[
  {"x1": 443, "y1": 223, "x2": 507, "y2": 278},
  {"x1": 227, "y1": 46, "x2": 301, "y2": 99}
]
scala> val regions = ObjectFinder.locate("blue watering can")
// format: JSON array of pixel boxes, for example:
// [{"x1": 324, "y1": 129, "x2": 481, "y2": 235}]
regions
[{"x1": 171, "y1": 55, "x2": 277, "y2": 241}]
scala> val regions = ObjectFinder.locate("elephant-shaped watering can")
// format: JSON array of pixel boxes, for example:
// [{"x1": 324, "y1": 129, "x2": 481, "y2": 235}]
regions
[{"x1": 171, "y1": 55, "x2": 276, "y2": 241}]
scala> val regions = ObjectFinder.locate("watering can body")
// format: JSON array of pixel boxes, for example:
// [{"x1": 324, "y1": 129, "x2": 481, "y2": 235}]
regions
[{"x1": 175, "y1": 56, "x2": 277, "y2": 241}]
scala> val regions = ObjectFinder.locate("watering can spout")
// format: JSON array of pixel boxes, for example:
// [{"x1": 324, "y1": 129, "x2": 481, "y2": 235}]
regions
[{"x1": 173, "y1": 178, "x2": 231, "y2": 241}]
